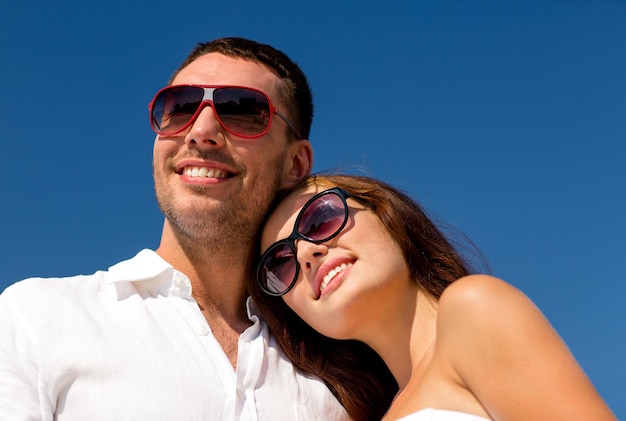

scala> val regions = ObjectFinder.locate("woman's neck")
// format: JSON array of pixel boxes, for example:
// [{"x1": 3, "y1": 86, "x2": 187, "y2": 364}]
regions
[{"x1": 368, "y1": 291, "x2": 438, "y2": 389}]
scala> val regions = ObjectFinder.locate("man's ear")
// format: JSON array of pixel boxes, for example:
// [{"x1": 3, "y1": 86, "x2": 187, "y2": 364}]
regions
[{"x1": 281, "y1": 140, "x2": 313, "y2": 189}]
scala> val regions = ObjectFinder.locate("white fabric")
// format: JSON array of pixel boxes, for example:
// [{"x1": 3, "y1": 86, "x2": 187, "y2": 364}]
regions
[
  {"x1": 0, "y1": 249, "x2": 348, "y2": 421},
  {"x1": 397, "y1": 408, "x2": 490, "y2": 420}
]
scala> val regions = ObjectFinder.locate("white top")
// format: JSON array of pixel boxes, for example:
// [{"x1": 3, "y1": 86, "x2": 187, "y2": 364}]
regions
[
  {"x1": 0, "y1": 249, "x2": 349, "y2": 421},
  {"x1": 397, "y1": 408, "x2": 491, "y2": 420}
]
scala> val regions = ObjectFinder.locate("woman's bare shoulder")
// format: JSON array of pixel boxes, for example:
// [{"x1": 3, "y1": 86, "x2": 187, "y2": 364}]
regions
[
  {"x1": 437, "y1": 274, "x2": 532, "y2": 321},
  {"x1": 434, "y1": 275, "x2": 616, "y2": 420}
]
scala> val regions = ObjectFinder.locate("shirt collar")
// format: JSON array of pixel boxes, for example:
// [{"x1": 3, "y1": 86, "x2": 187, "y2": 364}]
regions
[
  {"x1": 246, "y1": 296, "x2": 261, "y2": 322},
  {"x1": 106, "y1": 249, "x2": 187, "y2": 299},
  {"x1": 107, "y1": 250, "x2": 262, "y2": 323},
  {"x1": 107, "y1": 249, "x2": 173, "y2": 284}
]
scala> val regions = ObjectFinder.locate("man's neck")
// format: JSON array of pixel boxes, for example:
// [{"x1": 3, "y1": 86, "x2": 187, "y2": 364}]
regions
[{"x1": 156, "y1": 221, "x2": 254, "y2": 368}]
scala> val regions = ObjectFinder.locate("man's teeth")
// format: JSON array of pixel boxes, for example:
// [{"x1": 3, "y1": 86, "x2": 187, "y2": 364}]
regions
[
  {"x1": 184, "y1": 166, "x2": 227, "y2": 178},
  {"x1": 320, "y1": 263, "x2": 353, "y2": 292}
]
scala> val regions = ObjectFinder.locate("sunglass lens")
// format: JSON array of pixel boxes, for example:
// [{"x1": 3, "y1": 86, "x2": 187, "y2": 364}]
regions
[
  {"x1": 152, "y1": 86, "x2": 204, "y2": 134},
  {"x1": 214, "y1": 88, "x2": 271, "y2": 136},
  {"x1": 260, "y1": 242, "x2": 297, "y2": 294},
  {"x1": 297, "y1": 193, "x2": 347, "y2": 241}
]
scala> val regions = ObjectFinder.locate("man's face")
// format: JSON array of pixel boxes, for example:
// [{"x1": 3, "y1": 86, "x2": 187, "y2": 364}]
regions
[{"x1": 152, "y1": 53, "x2": 309, "y2": 251}]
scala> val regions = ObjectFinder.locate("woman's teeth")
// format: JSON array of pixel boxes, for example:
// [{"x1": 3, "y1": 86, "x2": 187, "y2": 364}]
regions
[{"x1": 320, "y1": 262, "x2": 353, "y2": 292}]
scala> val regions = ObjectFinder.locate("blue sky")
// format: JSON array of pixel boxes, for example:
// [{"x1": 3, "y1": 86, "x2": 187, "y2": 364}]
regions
[{"x1": 1, "y1": 0, "x2": 624, "y2": 416}]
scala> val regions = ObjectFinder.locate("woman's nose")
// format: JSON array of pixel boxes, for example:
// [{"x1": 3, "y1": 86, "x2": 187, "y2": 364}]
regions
[{"x1": 296, "y1": 240, "x2": 329, "y2": 273}]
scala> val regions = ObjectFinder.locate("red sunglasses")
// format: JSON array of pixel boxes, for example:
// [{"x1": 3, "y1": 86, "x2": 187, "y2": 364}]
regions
[{"x1": 148, "y1": 84, "x2": 302, "y2": 139}]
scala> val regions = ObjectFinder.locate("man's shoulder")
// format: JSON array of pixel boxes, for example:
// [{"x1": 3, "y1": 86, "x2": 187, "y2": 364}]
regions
[
  {"x1": 2, "y1": 269, "x2": 110, "y2": 304},
  {"x1": 1, "y1": 249, "x2": 162, "y2": 303}
]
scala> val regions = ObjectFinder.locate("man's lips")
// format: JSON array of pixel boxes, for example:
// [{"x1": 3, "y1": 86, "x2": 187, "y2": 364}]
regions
[
  {"x1": 175, "y1": 160, "x2": 234, "y2": 179},
  {"x1": 181, "y1": 166, "x2": 229, "y2": 178}
]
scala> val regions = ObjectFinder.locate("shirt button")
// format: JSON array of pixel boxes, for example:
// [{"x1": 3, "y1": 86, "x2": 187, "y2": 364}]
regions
[
  {"x1": 197, "y1": 325, "x2": 210, "y2": 336},
  {"x1": 236, "y1": 388, "x2": 244, "y2": 399},
  {"x1": 173, "y1": 277, "x2": 187, "y2": 288}
]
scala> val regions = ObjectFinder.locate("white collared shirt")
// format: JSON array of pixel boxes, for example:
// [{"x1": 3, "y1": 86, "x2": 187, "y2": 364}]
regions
[{"x1": 0, "y1": 250, "x2": 349, "y2": 421}]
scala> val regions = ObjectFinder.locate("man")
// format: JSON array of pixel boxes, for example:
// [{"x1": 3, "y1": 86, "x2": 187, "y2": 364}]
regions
[{"x1": 0, "y1": 37, "x2": 349, "y2": 420}]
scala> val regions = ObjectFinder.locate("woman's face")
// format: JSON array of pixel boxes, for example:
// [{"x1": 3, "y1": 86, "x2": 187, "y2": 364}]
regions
[{"x1": 259, "y1": 184, "x2": 411, "y2": 340}]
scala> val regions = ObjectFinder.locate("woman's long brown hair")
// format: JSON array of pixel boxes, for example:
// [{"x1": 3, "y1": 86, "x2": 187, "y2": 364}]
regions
[{"x1": 250, "y1": 174, "x2": 483, "y2": 421}]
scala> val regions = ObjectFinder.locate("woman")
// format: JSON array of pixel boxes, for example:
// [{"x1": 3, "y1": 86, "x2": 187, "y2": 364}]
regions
[{"x1": 250, "y1": 174, "x2": 616, "y2": 421}]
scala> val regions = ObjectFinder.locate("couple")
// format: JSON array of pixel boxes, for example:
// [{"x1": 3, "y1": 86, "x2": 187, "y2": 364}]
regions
[{"x1": 0, "y1": 37, "x2": 614, "y2": 420}]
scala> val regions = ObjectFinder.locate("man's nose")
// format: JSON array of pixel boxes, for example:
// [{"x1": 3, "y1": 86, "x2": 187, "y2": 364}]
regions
[{"x1": 184, "y1": 103, "x2": 226, "y2": 148}]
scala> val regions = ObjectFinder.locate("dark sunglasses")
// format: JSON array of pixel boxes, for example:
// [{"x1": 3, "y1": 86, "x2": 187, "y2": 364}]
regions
[
  {"x1": 257, "y1": 187, "x2": 354, "y2": 296},
  {"x1": 148, "y1": 85, "x2": 302, "y2": 139}
]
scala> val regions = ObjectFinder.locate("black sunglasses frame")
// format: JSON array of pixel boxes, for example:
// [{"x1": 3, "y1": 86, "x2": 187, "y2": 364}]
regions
[{"x1": 257, "y1": 187, "x2": 353, "y2": 297}]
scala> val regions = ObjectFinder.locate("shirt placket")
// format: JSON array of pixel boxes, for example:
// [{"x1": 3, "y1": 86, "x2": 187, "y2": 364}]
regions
[
  {"x1": 168, "y1": 271, "x2": 239, "y2": 418},
  {"x1": 234, "y1": 311, "x2": 264, "y2": 420}
]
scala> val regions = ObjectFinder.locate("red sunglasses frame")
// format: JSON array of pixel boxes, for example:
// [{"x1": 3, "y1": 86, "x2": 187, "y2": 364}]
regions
[{"x1": 148, "y1": 84, "x2": 302, "y2": 139}]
